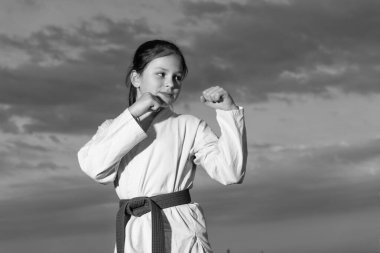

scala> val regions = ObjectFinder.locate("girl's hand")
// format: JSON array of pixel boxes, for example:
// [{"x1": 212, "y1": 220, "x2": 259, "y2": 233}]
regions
[
  {"x1": 200, "y1": 86, "x2": 239, "y2": 111},
  {"x1": 128, "y1": 92, "x2": 168, "y2": 120}
]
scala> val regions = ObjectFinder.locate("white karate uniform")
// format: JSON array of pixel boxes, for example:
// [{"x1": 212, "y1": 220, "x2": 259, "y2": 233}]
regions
[{"x1": 77, "y1": 106, "x2": 247, "y2": 253}]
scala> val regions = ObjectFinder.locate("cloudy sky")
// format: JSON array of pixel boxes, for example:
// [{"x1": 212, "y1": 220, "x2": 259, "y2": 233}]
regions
[{"x1": 1, "y1": 0, "x2": 380, "y2": 252}]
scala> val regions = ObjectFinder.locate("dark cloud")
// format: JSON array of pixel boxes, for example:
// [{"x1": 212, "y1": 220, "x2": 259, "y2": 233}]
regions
[
  {"x1": 0, "y1": 16, "x2": 153, "y2": 66},
  {"x1": 7, "y1": 140, "x2": 49, "y2": 152},
  {"x1": 195, "y1": 173, "x2": 378, "y2": 226},
  {"x1": 1, "y1": 2, "x2": 378, "y2": 252},
  {"x1": 0, "y1": 139, "x2": 378, "y2": 246},
  {"x1": 252, "y1": 138, "x2": 380, "y2": 165},
  {"x1": 0, "y1": 141, "x2": 69, "y2": 176},
  {"x1": 49, "y1": 134, "x2": 61, "y2": 143},
  {"x1": 0, "y1": 176, "x2": 117, "y2": 241},
  {"x1": 0, "y1": 16, "x2": 156, "y2": 134},
  {"x1": 303, "y1": 139, "x2": 380, "y2": 165},
  {"x1": 180, "y1": 0, "x2": 380, "y2": 101},
  {"x1": 2, "y1": 0, "x2": 380, "y2": 135},
  {"x1": 0, "y1": 106, "x2": 19, "y2": 133},
  {"x1": 181, "y1": 1, "x2": 229, "y2": 18},
  {"x1": 36, "y1": 161, "x2": 68, "y2": 170},
  {"x1": 19, "y1": 0, "x2": 41, "y2": 7},
  {"x1": 193, "y1": 138, "x2": 380, "y2": 225},
  {"x1": 0, "y1": 158, "x2": 69, "y2": 173},
  {"x1": 0, "y1": 18, "x2": 151, "y2": 106}
]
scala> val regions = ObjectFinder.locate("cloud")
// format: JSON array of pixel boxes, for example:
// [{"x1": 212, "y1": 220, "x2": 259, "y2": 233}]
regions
[
  {"x1": 0, "y1": 106, "x2": 19, "y2": 133},
  {"x1": 181, "y1": 1, "x2": 229, "y2": 18},
  {"x1": 0, "y1": 176, "x2": 117, "y2": 241},
  {"x1": 1, "y1": 137, "x2": 378, "y2": 252},
  {"x1": 0, "y1": 134, "x2": 117, "y2": 240},
  {"x1": 0, "y1": 1, "x2": 379, "y2": 252},
  {"x1": 253, "y1": 137, "x2": 380, "y2": 167},
  {"x1": 0, "y1": 152, "x2": 69, "y2": 181},
  {"x1": 193, "y1": 138, "x2": 380, "y2": 225},
  {"x1": 2, "y1": 0, "x2": 380, "y2": 135},
  {"x1": 0, "y1": 14, "x2": 155, "y2": 69},
  {"x1": 179, "y1": 0, "x2": 380, "y2": 101},
  {"x1": 7, "y1": 139, "x2": 49, "y2": 152},
  {"x1": 0, "y1": 133, "x2": 77, "y2": 199},
  {"x1": 0, "y1": 16, "x2": 156, "y2": 134},
  {"x1": 0, "y1": 15, "x2": 154, "y2": 69}
]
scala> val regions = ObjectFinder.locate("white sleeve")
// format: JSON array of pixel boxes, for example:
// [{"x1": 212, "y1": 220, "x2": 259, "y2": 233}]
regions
[
  {"x1": 77, "y1": 108, "x2": 147, "y2": 184},
  {"x1": 191, "y1": 107, "x2": 247, "y2": 185}
]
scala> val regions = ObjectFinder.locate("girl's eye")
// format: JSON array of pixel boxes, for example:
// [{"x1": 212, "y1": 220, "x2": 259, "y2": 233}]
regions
[
  {"x1": 157, "y1": 73, "x2": 165, "y2": 78},
  {"x1": 175, "y1": 75, "x2": 183, "y2": 81}
]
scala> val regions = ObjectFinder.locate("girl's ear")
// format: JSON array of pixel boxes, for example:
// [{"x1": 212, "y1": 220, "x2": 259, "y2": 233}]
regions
[{"x1": 130, "y1": 70, "x2": 141, "y2": 88}]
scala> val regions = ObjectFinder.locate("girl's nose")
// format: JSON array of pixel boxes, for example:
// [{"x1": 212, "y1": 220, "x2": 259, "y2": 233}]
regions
[{"x1": 165, "y1": 78, "x2": 174, "y2": 87}]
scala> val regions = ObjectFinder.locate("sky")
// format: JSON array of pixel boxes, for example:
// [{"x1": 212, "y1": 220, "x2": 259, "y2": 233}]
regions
[{"x1": 0, "y1": 0, "x2": 380, "y2": 252}]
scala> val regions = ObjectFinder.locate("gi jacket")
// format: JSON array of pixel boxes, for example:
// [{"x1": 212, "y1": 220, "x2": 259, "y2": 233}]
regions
[{"x1": 78, "y1": 106, "x2": 247, "y2": 253}]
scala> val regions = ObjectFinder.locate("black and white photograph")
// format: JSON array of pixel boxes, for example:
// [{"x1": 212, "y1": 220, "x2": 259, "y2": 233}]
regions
[{"x1": 0, "y1": 0, "x2": 379, "y2": 252}]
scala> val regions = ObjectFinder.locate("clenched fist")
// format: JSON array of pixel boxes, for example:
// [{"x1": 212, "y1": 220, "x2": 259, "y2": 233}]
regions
[
  {"x1": 128, "y1": 92, "x2": 168, "y2": 123},
  {"x1": 200, "y1": 86, "x2": 238, "y2": 111}
]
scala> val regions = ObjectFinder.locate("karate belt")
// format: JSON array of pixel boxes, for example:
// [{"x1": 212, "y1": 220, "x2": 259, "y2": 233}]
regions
[{"x1": 116, "y1": 189, "x2": 191, "y2": 253}]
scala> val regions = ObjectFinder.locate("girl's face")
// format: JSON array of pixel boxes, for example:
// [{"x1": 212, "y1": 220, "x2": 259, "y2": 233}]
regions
[{"x1": 132, "y1": 54, "x2": 184, "y2": 105}]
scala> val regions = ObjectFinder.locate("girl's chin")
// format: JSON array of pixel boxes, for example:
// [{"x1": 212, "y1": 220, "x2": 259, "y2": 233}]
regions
[{"x1": 156, "y1": 92, "x2": 176, "y2": 105}]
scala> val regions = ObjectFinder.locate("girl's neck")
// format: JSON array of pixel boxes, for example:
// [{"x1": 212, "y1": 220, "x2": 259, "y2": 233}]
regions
[{"x1": 138, "y1": 109, "x2": 162, "y2": 131}]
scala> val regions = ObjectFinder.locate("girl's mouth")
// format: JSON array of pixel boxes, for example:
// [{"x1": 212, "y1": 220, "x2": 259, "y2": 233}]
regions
[
  {"x1": 157, "y1": 92, "x2": 174, "y2": 104},
  {"x1": 159, "y1": 92, "x2": 173, "y2": 97}
]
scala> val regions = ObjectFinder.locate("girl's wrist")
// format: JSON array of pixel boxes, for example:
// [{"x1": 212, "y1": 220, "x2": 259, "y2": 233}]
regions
[
  {"x1": 224, "y1": 104, "x2": 239, "y2": 111},
  {"x1": 128, "y1": 102, "x2": 146, "y2": 118},
  {"x1": 131, "y1": 114, "x2": 140, "y2": 123}
]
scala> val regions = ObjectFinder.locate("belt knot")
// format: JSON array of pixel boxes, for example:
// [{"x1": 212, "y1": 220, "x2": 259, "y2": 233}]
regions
[
  {"x1": 123, "y1": 197, "x2": 151, "y2": 217},
  {"x1": 116, "y1": 189, "x2": 191, "y2": 253}
]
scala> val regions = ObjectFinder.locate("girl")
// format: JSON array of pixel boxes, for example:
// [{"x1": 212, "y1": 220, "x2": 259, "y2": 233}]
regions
[{"x1": 78, "y1": 40, "x2": 247, "y2": 253}]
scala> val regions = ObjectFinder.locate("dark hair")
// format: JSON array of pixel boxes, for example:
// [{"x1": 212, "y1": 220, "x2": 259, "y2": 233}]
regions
[{"x1": 125, "y1": 40, "x2": 188, "y2": 106}]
